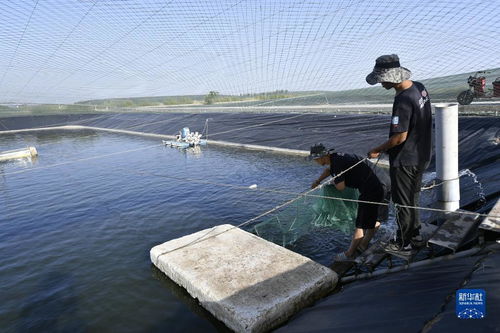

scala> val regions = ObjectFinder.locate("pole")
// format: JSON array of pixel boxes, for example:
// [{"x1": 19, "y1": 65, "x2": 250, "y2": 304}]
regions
[{"x1": 435, "y1": 103, "x2": 460, "y2": 211}]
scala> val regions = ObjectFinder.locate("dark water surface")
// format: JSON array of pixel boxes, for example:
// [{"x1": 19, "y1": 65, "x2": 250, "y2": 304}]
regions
[
  {"x1": 0, "y1": 129, "x2": 489, "y2": 332},
  {"x1": 0, "y1": 130, "x2": 346, "y2": 332}
]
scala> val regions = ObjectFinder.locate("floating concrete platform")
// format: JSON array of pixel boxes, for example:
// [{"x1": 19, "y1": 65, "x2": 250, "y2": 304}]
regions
[{"x1": 150, "y1": 224, "x2": 337, "y2": 333}]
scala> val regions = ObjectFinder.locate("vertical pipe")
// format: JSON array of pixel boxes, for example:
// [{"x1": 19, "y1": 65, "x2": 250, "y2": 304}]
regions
[{"x1": 435, "y1": 103, "x2": 460, "y2": 211}]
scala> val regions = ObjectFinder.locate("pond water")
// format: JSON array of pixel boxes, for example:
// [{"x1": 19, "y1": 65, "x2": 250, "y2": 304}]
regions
[{"x1": 1, "y1": 130, "x2": 369, "y2": 332}]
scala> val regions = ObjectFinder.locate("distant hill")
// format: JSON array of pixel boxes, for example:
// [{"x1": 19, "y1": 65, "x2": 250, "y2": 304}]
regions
[
  {"x1": 78, "y1": 95, "x2": 206, "y2": 107},
  {"x1": 76, "y1": 68, "x2": 500, "y2": 108},
  {"x1": 226, "y1": 68, "x2": 500, "y2": 106},
  {"x1": 77, "y1": 90, "x2": 311, "y2": 108}
]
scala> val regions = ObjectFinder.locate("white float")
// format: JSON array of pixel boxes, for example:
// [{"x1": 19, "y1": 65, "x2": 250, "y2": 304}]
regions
[
  {"x1": 151, "y1": 224, "x2": 337, "y2": 333},
  {"x1": 0, "y1": 146, "x2": 38, "y2": 162}
]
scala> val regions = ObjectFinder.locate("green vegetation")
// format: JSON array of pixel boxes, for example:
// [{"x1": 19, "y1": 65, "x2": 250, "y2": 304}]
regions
[
  {"x1": 222, "y1": 68, "x2": 500, "y2": 106},
  {"x1": 0, "y1": 103, "x2": 97, "y2": 117},
  {"x1": 203, "y1": 90, "x2": 296, "y2": 104},
  {"x1": 204, "y1": 91, "x2": 219, "y2": 105},
  {"x1": 73, "y1": 69, "x2": 499, "y2": 109},
  {"x1": 78, "y1": 95, "x2": 202, "y2": 108},
  {"x1": 163, "y1": 96, "x2": 194, "y2": 105},
  {"x1": 76, "y1": 90, "x2": 300, "y2": 108},
  {"x1": 1, "y1": 68, "x2": 498, "y2": 118}
]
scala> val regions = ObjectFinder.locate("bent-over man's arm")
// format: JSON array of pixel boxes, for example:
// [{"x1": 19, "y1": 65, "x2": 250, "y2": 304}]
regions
[{"x1": 311, "y1": 168, "x2": 331, "y2": 188}]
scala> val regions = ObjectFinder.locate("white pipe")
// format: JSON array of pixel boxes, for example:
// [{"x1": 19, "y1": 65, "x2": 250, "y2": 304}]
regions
[
  {"x1": 0, "y1": 125, "x2": 392, "y2": 166},
  {"x1": 434, "y1": 103, "x2": 460, "y2": 211},
  {"x1": 0, "y1": 146, "x2": 37, "y2": 161}
]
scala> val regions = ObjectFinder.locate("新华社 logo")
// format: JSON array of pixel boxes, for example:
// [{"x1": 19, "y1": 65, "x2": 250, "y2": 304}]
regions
[{"x1": 456, "y1": 289, "x2": 486, "y2": 319}]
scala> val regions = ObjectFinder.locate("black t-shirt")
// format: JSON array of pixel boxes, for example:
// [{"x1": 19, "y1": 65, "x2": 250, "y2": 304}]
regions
[
  {"x1": 329, "y1": 153, "x2": 383, "y2": 194},
  {"x1": 388, "y1": 81, "x2": 432, "y2": 167}
]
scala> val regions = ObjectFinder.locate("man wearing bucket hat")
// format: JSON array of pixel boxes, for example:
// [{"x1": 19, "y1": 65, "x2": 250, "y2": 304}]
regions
[
  {"x1": 366, "y1": 54, "x2": 432, "y2": 255},
  {"x1": 309, "y1": 144, "x2": 388, "y2": 262}
]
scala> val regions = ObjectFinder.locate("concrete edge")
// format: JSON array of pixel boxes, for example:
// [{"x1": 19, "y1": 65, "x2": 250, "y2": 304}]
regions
[
  {"x1": 150, "y1": 225, "x2": 338, "y2": 332},
  {"x1": 251, "y1": 272, "x2": 337, "y2": 333}
]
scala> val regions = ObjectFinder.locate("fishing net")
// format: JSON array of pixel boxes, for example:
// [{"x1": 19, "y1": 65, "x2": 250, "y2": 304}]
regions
[
  {"x1": 311, "y1": 185, "x2": 359, "y2": 232},
  {"x1": 250, "y1": 184, "x2": 359, "y2": 247}
]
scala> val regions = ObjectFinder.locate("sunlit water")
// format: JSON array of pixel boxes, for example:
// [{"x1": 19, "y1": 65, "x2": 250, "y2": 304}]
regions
[
  {"x1": 1, "y1": 129, "x2": 469, "y2": 332},
  {"x1": 0, "y1": 130, "x2": 351, "y2": 332}
]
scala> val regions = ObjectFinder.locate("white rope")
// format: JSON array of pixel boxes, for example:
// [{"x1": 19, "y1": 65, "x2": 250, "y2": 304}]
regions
[
  {"x1": 328, "y1": 157, "x2": 369, "y2": 183},
  {"x1": 152, "y1": 157, "x2": 373, "y2": 261},
  {"x1": 421, "y1": 176, "x2": 461, "y2": 191},
  {"x1": 152, "y1": 183, "x2": 495, "y2": 262},
  {"x1": 1, "y1": 122, "x2": 495, "y2": 220},
  {"x1": 2, "y1": 141, "x2": 494, "y2": 220},
  {"x1": 3, "y1": 143, "x2": 489, "y2": 219},
  {"x1": 151, "y1": 185, "x2": 494, "y2": 263},
  {"x1": 149, "y1": 156, "x2": 369, "y2": 227},
  {"x1": 135, "y1": 168, "x2": 496, "y2": 219},
  {"x1": 0, "y1": 139, "x2": 493, "y2": 260},
  {"x1": 147, "y1": 155, "x2": 497, "y2": 262}
]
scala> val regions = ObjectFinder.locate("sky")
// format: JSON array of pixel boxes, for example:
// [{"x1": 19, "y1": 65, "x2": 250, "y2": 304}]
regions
[{"x1": 0, "y1": 0, "x2": 499, "y2": 103}]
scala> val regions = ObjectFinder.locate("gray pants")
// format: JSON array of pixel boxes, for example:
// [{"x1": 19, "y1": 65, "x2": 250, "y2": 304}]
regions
[{"x1": 390, "y1": 165, "x2": 425, "y2": 245}]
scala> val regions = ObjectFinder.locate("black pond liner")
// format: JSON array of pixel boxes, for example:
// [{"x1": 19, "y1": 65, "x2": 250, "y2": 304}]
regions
[{"x1": 2, "y1": 111, "x2": 499, "y2": 332}]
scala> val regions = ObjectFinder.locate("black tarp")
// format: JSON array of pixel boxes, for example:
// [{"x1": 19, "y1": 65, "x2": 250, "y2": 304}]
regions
[{"x1": 277, "y1": 244, "x2": 500, "y2": 333}]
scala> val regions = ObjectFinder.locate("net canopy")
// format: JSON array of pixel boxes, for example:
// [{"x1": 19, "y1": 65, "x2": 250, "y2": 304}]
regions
[{"x1": 0, "y1": 0, "x2": 499, "y2": 105}]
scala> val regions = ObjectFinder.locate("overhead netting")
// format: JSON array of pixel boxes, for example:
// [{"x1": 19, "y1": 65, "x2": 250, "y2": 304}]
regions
[
  {"x1": 0, "y1": 0, "x2": 499, "y2": 105},
  {"x1": 0, "y1": 1, "x2": 498, "y2": 246}
]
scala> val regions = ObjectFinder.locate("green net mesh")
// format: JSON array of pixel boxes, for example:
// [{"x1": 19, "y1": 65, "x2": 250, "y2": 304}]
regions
[
  {"x1": 251, "y1": 184, "x2": 359, "y2": 246},
  {"x1": 311, "y1": 185, "x2": 359, "y2": 232}
]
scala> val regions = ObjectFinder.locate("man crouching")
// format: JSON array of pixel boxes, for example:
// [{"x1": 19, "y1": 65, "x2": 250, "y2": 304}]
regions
[{"x1": 309, "y1": 144, "x2": 387, "y2": 262}]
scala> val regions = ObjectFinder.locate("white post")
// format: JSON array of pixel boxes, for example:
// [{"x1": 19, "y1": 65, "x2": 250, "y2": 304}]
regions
[{"x1": 434, "y1": 103, "x2": 460, "y2": 211}]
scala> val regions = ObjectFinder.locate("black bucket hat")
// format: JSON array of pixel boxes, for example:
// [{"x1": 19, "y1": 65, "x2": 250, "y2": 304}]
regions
[
  {"x1": 308, "y1": 143, "x2": 333, "y2": 160},
  {"x1": 366, "y1": 54, "x2": 412, "y2": 85}
]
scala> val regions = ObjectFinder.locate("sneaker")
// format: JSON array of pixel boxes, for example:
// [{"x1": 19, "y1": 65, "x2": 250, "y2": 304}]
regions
[
  {"x1": 333, "y1": 252, "x2": 355, "y2": 262},
  {"x1": 410, "y1": 235, "x2": 425, "y2": 248},
  {"x1": 383, "y1": 240, "x2": 413, "y2": 256}
]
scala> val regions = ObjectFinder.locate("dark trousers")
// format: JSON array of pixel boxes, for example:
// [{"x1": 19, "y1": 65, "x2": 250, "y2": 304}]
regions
[{"x1": 390, "y1": 165, "x2": 425, "y2": 244}]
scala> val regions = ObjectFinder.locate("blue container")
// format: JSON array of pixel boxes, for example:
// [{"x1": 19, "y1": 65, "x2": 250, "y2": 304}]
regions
[{"x1": 181, "y1": 127, "x2": 190, "y2": 139}]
